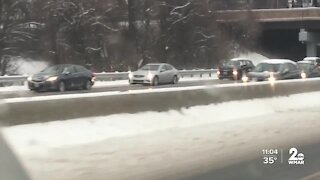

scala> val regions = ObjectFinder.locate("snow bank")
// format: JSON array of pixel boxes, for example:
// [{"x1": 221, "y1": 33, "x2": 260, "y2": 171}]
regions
[{"x1": 2, "y1": 91, "x2": 320, "y2": 155}]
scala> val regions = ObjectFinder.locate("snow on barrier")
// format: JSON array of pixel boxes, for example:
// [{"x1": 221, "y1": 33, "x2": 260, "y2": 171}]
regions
[{"x1": 1, "y1": 78, "x2": 320, "y2": 126}]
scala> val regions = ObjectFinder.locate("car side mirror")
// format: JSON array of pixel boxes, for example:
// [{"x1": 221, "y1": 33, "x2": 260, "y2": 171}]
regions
[
  {"x1": 160, "y1": 69, "x2": 165, "y2": 73},
  {"x1": 64, "y1": 71, "x2": 71, "y2": 75}
]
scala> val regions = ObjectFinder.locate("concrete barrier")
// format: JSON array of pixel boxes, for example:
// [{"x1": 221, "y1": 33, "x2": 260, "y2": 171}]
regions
[
  {"x1": 0, "y1": 132, "x2": 31, "y2": 180},
  {"x1": 1, "y1": 79, "x2": 320, "y2": 126}
]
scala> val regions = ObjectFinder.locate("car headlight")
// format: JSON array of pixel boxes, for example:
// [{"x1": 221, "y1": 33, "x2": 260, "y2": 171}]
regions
[
  {"x1": 268, "y1": 73, "x2": 276, "y2": 83},
  {"x1": 233, "y1": 70, "x2": 238, "y2": 75},
  {"x1": 242, "y1": 76, "x2": 249, "y2": 82},
  {"x1": 91, "y1": 76, "x2": 96, "y2": 82},
  {"x1": 217, "y1": 70, "x2": 220, "y2": 75},
  {"x1": 301, "y1": 72, "x2": 307, "y2": 79},
  {"x1": 27, "y1": 76, "x2": 32, "y2": 81},
  {"x1": 128, "y1": 72, "x2": 133, "y2": 79},
  {"x1": 268, "y1": 76, "x2": 276, "y2": 82},
  {"x1": 46, "y1": 76, "x2": 58, "y2": 81},
  {"x1": 147, "y1": 73, "x2": 154, "y2": 80}
]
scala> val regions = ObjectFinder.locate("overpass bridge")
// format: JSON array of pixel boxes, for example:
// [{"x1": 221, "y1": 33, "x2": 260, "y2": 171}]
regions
[{"x1": 215, "y1": 8, "x2": 320, "y2": 58}]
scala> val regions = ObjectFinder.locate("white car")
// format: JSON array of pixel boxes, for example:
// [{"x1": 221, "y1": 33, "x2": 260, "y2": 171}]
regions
[
  {"x1": 129, "y1": 63, "x2": 179, "y2": 86},
  {"x1": 302, "y1": 57, "x2": 320, "y2": 66}
]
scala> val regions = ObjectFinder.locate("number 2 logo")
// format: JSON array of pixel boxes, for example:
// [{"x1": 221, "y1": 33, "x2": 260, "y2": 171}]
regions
[
  {"x1": 289, "y1": 148, "x2": 298, "y2": 161},
  {"x1": 289, "y1": 148, "x2": 304, "y2": 161}
]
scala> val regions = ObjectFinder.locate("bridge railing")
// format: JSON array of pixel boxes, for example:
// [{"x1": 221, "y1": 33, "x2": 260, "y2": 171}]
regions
[
  {"x1": 216, "y1": 7, "x2": 320, "y2": 22},
  {"x1": 214, "y1": 0, "x2": 317, "y2": 11},
  {"x1": 0, "y1": 69, "x2": 217, "y2": 84}
]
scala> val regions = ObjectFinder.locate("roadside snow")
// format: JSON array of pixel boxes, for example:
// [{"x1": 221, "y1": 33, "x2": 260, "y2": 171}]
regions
[
  {"x1": 234, "y1": 52, "x2": 269, "y2": 65},
  {"x1": 3, "y1": 91, "x2": 320, "y2": 156}
]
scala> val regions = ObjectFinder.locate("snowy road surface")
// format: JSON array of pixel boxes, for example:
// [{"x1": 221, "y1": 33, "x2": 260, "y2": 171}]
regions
[
  {"x1": 0, "y1": 76, "x2": 225, "y2": 99},
  {"x1": 2, "y1": 92, "x2": 320, "y2": 180}
]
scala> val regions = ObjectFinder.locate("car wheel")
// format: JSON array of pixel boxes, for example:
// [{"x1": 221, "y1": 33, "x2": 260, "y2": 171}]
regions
[
  {"x1": 84, "y1": 80, "x2": 92, "y2": 90},
  {"x1": 172, "y1": 75, "x2": 178, "y2": 84},
  {"x1": 152, "y1": 76, "x2": 159, "y2": 86},
  {"x1": 58, "y1": 81, "x2": 66, "y2": 92}
]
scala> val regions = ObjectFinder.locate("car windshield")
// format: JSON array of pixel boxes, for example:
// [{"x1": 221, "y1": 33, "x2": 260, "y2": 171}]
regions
[
  {"x1": 222, "y1": 60, "x2": 240, "y2": 67},
  {"x1": 40, "y1": 65, "x2": 65, "y2": 74},
  {"x1": 253, "y1": 63, "x2": 283, "y2": 72},
  {"x1": 140, "y1": 65, "x2": 160, "y2": 71}
]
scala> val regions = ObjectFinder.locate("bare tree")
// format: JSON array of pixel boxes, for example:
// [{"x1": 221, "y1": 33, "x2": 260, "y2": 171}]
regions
[
  {"x1": 33, "y1": 0, "x2": 124, "y2": 71},
  {"x1": 0, "y1": 0, "x2": 39, "y2": 75},
  {"x1": 127, "y1": 0, "x2": 155, "y2": 68},
  {"x1": 150, "y1": 0, "x2": 221, "y2": 68}
]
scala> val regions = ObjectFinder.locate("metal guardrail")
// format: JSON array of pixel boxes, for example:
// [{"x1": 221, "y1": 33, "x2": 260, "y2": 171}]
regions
[
  {"x1": 0, "y1": 69, "x2": 217, "y2": 83},
  {"x1": 179, "y1": 69, "x2": 217, "y2": 77},
  {"x1": 216, "y1": 8, "x2": 320, "y2": 23},
  {"x1": 0, "y1": 76, "x2": 28, "y2": 83}
]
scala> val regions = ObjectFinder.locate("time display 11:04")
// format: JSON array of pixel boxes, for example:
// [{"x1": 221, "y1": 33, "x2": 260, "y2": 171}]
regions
[{"x1": 262, "y1": 149, "x2": 279, "y2": 155}]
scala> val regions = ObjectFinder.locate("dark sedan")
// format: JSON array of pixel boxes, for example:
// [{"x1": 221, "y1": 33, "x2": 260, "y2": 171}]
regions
[
  {"x1": 28, "y1": 64, "x2": 95, "y2": 92},
  {"x1": 243, "y1": 59, "x2": 301, "y2": 82},
  {"x1": 217, "y1": 58, "x2": 255, "y2": 80}
]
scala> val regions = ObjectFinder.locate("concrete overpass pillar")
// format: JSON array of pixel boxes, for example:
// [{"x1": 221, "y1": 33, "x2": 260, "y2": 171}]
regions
[
  {"x1": 307, "y1": 42, "x2": 317, "y2": 57},
  {"x1": 299, "y1": 29, "x2": 320, "y2": 57}
]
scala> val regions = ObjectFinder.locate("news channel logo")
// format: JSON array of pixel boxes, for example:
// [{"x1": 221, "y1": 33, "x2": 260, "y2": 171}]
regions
[{"x1": 288, "y1": 147, "x2": 304, "y2": 165}]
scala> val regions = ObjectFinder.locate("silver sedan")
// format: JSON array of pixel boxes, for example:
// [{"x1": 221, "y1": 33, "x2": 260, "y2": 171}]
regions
[{"x1": 129, "y1": 63, "x2": 179, "y2": 86}]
